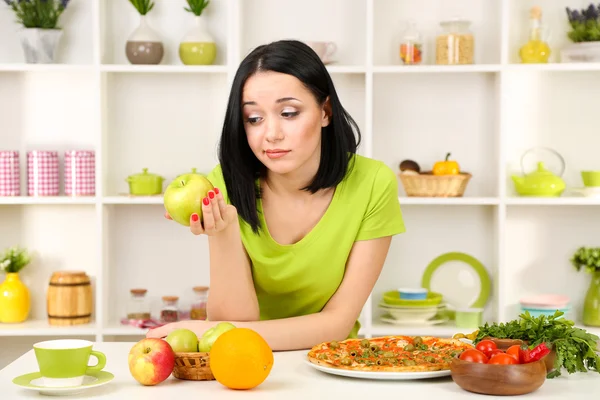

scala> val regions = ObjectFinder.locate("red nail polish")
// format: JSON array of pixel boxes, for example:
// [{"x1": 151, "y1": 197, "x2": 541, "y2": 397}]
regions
[
  {"x1": 208, "y1": 191, "x2": 215, "y2": 199},
  {"x1": 191, "y1": 213, "x2": 199, "y2": 222},
  {"x1": 203, "y1": 197, "x2": 209, "y2": 206},
  {"x1": 214, "y1": 188, "x2": 220, "y2": 194}
]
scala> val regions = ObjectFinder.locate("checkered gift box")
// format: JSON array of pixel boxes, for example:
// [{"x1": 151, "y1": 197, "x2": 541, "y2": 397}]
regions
[
  {"x1": 0, "y1": 151, "x2": 20, "y2": 196},
  {"x1": 28, "y1": 151, "x2": 59, "y2": 196},
  {"x1": 65, "y1": 150, "x2": 95, "y2": 196}
]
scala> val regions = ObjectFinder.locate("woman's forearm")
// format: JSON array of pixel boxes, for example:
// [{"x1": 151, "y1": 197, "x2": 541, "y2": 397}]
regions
[
  {"x1": 176, "y1": 311, "x2": 355, "y2": 351},
  {"x1": 206, "y1": 219, "x2": 259, "y2": 321}
]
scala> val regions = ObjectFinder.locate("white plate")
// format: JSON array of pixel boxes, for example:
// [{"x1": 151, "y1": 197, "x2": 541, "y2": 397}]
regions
[
  {"x1": 380, "y1": 315, "x2": 449, "y2": 326},
  {"x1": 304, "y1": 359, "x2": 451, "y2": 380}
]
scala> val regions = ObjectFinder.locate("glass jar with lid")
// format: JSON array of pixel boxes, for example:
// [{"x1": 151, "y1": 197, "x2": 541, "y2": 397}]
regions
[
  {"x1": 190, "y1": 286, "x2": 209, "y2": 320},
  {"x1": 127, "y1": 288, "x2": 151, "y2": 320},
  {"x1": 160, "y1": 296, "x2": 180, "y2": 323},
  {"x1": 435, "y1": 18, "x2": 475, "y2": 65},
  {"x1": 399, "y1": 20, "x2": 423, "y2": 65}
]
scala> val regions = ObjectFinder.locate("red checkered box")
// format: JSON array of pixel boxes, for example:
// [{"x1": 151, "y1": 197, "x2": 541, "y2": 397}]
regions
[
  {"x1": 65, "y1": 150, "x2": 95, "y2": 196},
  {"x1": 0, "y1": 151, "x2": 20, "y2": 196},
  {"x1": 27, "y1": 151, "x2": 59, "y2": 196}
]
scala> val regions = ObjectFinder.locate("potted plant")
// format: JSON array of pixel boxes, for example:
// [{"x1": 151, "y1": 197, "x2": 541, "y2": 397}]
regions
[
  {"x1": 126, "y1": 0, "x2": 164, "y2": 65},
  {"x1": 0, "y1": 246, "x2": 32, "y2": 323},
  {"x1": 3, "y1": 0, "x2": 70, "y2": 63},
  {"x1": 571, "y1": 246, "x2": 600, "y2": 326},
  {"x1": 561, "y1": 4, "x2": 600, "y2": 62},
  {"x1": 179, "y1": 0, "x2": 217, "y2": 65}
]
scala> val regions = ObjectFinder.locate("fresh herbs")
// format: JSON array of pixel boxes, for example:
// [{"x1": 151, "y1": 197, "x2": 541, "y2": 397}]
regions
[
  {"x1": 571, "y1": 247, "x2": 600, "y2": 273},
  {"x1": 184, "y1": 0, "x2": 210, "y2": 16},
  {"x1": 0, "y1": 247, "x2": 31, "y2": 274},
  {"x1": 128, "y1": 0, "x2": 155, "y2": 15},
  {"x1": 566, "y1": 4, "x2": 600, "y2": 42},
  {"x1": 3, "y1": 0, "x2": 70, "y2": 29},
  {"x1": 475, "y1": 311, "x2": 600, "y2": 378}
]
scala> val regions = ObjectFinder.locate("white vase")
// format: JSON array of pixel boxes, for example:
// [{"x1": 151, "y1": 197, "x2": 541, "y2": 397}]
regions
[
  {"x1": 179, "y1": 15, "x2": 217, "y2": 65},
  {"x1": 18, "y1": 28, "x2": 63, "y2": 64},
  {"x1": 125, "y1": 15, "x2": 164, "y2": 65}
]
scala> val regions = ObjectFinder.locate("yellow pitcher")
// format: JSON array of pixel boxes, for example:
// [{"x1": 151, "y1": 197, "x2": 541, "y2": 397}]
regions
[{"x1": 0, "y1": 273, "x2": 31, "y2": 323}]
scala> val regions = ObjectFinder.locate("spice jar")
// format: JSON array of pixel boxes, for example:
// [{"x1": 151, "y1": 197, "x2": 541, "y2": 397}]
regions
[
  {"x1": 190, "y1": 286, "x2": 209, "y2": 320},
  {"x1": 436, "y1": 19, "x2": 474, "y2": 65},
  {"x1": 399, "y1": 20, "x2": 423, "y2": 65},
  {"x1": 127, "y1": 289, "x2": 151, "y2": 320},
  {"x1": 160, "y1": 296, "x2": 180, "y2": 323}
]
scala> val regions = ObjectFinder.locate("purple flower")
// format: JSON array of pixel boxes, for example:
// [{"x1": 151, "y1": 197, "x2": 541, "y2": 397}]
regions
[
  {"x1": 3, "y1": 0, "x2": 13, "y2": 5},
  {"x1": 60, "y1": 0, "x2": 69, "y2": 8}
]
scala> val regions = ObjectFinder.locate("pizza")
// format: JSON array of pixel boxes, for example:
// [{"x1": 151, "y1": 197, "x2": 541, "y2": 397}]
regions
[{"x1": 307, "y1": 335, "x2": 474, "y2": 372}]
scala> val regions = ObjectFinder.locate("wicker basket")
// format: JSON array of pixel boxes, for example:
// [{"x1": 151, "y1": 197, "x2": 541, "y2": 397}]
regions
[
  {"x1": 172, "y1": 352, "x2": 215, "y2": 381},
  {"x1": 398, "y1": 172, "x2": 472, "y2": 197}
]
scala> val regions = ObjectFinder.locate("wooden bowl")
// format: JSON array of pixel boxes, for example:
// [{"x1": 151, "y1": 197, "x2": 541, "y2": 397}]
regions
[
  {"x1": 450, "y1": 356, "x2": 547, "y2": 396},
  {"x1": 483, "y1": 337, "x2": 557, "y2": 372},
  {"x1": 172, "y1": 352, "x2": 215, "y2": 381}
]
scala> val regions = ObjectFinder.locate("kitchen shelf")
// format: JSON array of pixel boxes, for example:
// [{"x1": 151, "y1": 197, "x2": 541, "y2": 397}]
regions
[
  {"x1": 1, "y1": 0, "x2": 600, "y2": 363},
  {"x1": 0, "y1": 320, "x2": 98, "y2": 337},
  {"x1": 370, "y1": 322, "x2": 460, "y2": 338}
]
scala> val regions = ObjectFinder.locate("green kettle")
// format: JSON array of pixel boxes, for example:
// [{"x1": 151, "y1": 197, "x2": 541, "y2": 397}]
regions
[{"x1": 511, "y1": 148, "x2": 566, "y2": 197}]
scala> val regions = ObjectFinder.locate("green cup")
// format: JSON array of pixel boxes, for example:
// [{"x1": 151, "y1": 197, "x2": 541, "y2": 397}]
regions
[
  {"x1": 33, "y1": 339, "x2": 106, "y2": 388},
  {"x1": 455, "y1": 308, "x2": 484, "y2": 329},
  {"x1": 581, "y1": 171, "x2": 600, "y2": 187}
]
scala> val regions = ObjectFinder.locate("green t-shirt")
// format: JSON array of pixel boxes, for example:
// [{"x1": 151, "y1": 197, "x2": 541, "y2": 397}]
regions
[{"x1": 206, "y1": 154, "x2": 406, "y2": 338}]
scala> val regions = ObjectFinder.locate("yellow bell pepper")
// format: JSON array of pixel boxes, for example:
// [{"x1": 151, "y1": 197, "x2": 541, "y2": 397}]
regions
[{"x1": 433, "y1": 152, "x2": 460, "y2": 175}]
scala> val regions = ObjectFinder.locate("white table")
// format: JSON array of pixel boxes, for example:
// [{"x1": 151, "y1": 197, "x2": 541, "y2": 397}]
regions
[{"x1": 2, "y1": 342, "x2": 600, "y2": 399}]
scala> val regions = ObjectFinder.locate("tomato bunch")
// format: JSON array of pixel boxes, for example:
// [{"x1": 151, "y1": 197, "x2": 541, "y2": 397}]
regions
[{"x1": 459, "y1": 339, "x2": 551, "y2": 365}]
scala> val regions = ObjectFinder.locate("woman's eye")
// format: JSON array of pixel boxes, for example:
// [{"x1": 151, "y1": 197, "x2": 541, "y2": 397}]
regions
[
  {"x1": 282, "y1": 111, "x2": 299, "y2": 118},
  {"x1": 246, "y1": 116, "x2": 262, "y2": 124}
]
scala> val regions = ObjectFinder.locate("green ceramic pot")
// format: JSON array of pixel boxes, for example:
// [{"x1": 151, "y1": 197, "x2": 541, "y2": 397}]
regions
[
  {"x1": 179, "y1": 16, "x2": 217, "y2": 65},
  {"x1": 583, "y1": 271, "x2": 600, "y2": 326},
  {"x1": 582, "y1": 171, "x2": 600, "y2": 187},
  {"x1": 126, "y1": 168, "x2": 164, "y2": 195}
]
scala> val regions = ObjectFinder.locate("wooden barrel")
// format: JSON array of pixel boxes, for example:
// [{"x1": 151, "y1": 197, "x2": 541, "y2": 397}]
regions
[{"x1": 47, "y1": 271, "x2": 92, "y2": 326}]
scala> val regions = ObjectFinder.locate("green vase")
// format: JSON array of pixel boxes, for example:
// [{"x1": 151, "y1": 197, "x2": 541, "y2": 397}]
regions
[
  {"x1": 583, "y1": 270, "x2": 600, "y2": 326},
  {"x1": 179, "y1": 15, "x2": 217, "y2": 65}
]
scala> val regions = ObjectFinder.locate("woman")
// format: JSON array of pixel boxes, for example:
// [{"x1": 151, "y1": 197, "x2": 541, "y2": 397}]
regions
[{"x1": 148, "y1": 40, "x2": 405, "y2": 351}]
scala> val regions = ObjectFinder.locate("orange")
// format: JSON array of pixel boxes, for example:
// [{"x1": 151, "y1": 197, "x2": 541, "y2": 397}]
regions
[{"x1": 209, "y1": 328, "x2": 274, "y2": 390}]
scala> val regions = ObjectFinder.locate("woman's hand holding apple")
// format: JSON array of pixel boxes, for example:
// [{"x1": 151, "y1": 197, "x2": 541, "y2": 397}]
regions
[{"x1": 164, "y1": 188, "x2": 238, "y2": 236}]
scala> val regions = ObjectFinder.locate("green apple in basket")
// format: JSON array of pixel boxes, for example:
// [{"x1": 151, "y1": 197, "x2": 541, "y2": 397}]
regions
[
  {"x1": 198, "y1": 322, "x2": 236, "y2": 352},
  {"x1": 163, "y1": 171, "x2": 214, "y2": 226}
]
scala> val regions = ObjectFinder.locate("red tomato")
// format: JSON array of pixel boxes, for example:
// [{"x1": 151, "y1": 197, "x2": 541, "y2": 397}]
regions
[
  {"x1": 506, "y1": 345, "x2": 521, "y2": 362},
  {"x1": 475, "y1": 339, "x2": 497, "y2": 356},
  {"x1": 488, "y1": 349, "x2": 504, "y2": 357},
  {"x1": 488, "y1": 353, "x2": 518, "y2": 365},
  {"x1": 459, "y1": 349, "x2": 489, "y2": 364}
]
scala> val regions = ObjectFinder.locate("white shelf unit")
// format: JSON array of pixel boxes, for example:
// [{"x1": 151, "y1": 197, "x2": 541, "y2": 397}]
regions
[{"x1": 1, "y1": 0, "x2": 600, "y2": 360}]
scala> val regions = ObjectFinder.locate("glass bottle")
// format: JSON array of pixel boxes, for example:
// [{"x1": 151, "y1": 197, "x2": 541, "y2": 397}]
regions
[
  {"x1": 399, "y1": 20, "x2": 423, "y2": 65},
  {"x1": 519, "y1": 6, "x2": 551, "y2": 63},
  {"x1": 190, "y1": 286, "x2": 209, "y2": 320},
  {"x1": 436, "y1": 18, "x2": 475, "y2": 65},
  {"x1": 160, "y1": 296, "x2": 180, "y2": 323},
  {"x1": 127, "y1": 289, "x2": 151, "y2": 320}
]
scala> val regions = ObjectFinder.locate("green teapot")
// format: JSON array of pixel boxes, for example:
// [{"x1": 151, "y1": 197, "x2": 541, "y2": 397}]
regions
[{"x1": 512, "y1": 148, "x2": 566, "y2": 197}]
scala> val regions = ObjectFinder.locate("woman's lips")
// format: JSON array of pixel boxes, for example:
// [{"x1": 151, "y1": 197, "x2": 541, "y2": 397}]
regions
[{"x1": 265, "y1": 150, "x2": 290, "y2": 159}]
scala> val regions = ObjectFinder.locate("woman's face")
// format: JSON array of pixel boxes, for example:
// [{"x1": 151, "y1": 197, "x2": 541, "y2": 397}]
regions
[{"x1": 241, "y1": 71, "x2": 330, "y2": 176}]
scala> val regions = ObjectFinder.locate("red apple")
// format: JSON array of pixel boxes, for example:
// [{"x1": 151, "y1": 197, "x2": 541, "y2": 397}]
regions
[{"x1": 128, "y1": 338, "x2": 175, "y2": 386}]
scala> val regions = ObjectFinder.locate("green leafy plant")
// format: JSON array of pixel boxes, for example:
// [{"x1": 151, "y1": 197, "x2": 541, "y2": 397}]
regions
[
  {"x1": 0, "y1": 247, "x2": 32, "y2": 274},
  {"x1": 571, "y1": 247, "x2": 600, "y2": 273},
  {"x1": 184, "y1": 0, "x2": 210, "y2": 16},
  {"x1": 3, "y1": 0, "x2": 70, "y2": 29},
  {"x1": 128, "y1": 0, "x2": 155, "y2": 15},
  {"x1": 566, "y1": 4, "x2": 600, "y2": 42},
  {"x1": 475, "y1": 311, "x2": 600, "y2": 378}
]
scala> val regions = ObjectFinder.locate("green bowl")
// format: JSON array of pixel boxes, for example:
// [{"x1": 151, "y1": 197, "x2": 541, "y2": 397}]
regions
[
  {"x1": 582, "y1": 171, "x2": 600, "y2": 187},
  {"x1": 382, "y1": 290, "x2": 443, "y2": 307}
]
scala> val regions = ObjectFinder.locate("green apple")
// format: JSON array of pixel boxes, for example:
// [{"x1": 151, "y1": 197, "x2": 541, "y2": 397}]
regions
[
  {"x1": 198, "y1": 322, "x2": 236, "y2": 352},
  {"x1": 163, "y1": 172, "x2": 214, "y2": 226},
  {"x1": 165, "y1": 328, "x2": 199, "y2": 353}
]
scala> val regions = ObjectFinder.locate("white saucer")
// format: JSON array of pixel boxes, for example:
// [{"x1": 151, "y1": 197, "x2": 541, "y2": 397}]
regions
[{"x1": 13, "y1": 370, "x2": 114, "y2": 396}]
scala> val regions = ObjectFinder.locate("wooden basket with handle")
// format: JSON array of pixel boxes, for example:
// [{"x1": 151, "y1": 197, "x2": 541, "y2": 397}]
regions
[
  {"x1": 172, "y1": 352, "x2": 215, "y2": 381},
  {"x1": 398, "y1": 172, "x2": 472, "y2": 197}
]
